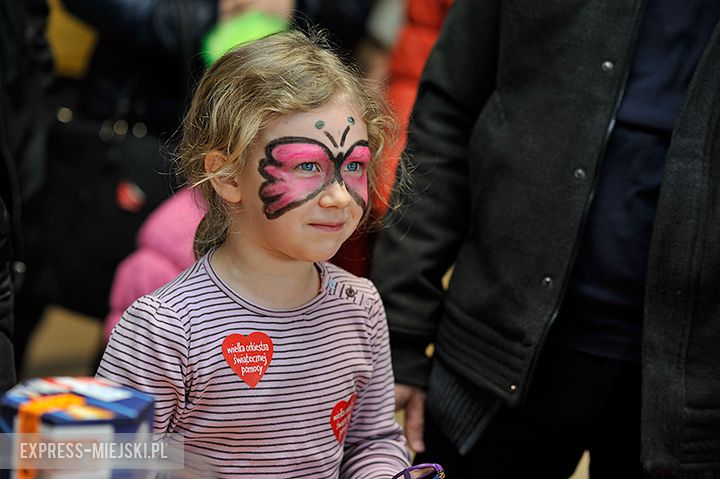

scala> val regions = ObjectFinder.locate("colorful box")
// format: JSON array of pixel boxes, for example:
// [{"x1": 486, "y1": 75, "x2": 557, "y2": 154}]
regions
[{"x1": 0, "y1": 376, "x2": 154, "y2": 479}]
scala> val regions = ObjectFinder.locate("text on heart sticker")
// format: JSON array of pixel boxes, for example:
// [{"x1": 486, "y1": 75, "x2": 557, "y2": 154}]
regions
[
  {"x1": 330, "y1": 393, "x2": 357, "y2": 443},
  {"x1": 222, "y1": 332, "x2": 274, "y2": 388}
]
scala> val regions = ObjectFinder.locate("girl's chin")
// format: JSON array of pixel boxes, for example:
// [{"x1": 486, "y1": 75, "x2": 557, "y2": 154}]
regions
[{"x1": 297, "y1": 247, "x2": 343, "y2": 264}]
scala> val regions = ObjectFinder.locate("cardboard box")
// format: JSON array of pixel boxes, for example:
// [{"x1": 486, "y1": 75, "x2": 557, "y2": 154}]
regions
[{"x1": 0, "y1": 377, "x2": 154, "y2": 479}]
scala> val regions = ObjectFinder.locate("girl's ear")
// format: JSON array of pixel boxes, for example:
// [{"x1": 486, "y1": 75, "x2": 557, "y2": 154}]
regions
[{"x1": 205, "y1": 151, "x2": 242, "y2": 204}]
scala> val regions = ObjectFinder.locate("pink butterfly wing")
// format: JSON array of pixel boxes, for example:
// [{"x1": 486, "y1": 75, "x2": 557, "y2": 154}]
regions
[
  {"x1": 340, "y1": 143, "x2": 371, "y2": 207},
  {"x1": 259, "y1": 141, "x2": 333, "y2": 218}
]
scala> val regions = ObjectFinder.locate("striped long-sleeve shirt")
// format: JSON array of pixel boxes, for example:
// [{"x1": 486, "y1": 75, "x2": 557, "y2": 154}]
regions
[{"x1": 97, "y1": 254, "x2": 410, "y2": 478}]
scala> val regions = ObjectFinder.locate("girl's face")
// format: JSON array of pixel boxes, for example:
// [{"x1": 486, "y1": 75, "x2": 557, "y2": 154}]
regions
[{"x1": 233, "y1": 100, "x2": 369, "y2": 262}]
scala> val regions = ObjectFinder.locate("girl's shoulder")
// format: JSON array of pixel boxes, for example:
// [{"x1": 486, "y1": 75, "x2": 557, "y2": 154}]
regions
[
  {"x1": 117, "y1": 257, "x2": 216, "y2": 338},
  {"x1": 128, "y1": 255, "x2": 216, "y2": 321},
  {"x1": 318, "y1": 262, "x2": 381, "y2": 310}
]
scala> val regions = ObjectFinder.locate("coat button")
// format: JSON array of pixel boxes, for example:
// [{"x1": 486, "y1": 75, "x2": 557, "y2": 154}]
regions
[
  {"x1": 574, "y1": 168, "x2": 587, "y2": 180},
  {"x1": 542, "y1": 276, "x2": 553, "y2": 288},
  {"x1": 601, "y1": 60, "x2": 615, "y2": 72},
  {"x1": 509, "y1": 384, "x2": 517, "y2": 393}
]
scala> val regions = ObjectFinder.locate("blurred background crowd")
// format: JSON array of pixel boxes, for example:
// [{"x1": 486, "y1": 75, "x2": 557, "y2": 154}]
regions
[
  {"x1": 4, "y1": 1, "x2": 720, "y2": 476},
  {"x1": 1, "y1": 0, "x2": 451, "y2": 384}
]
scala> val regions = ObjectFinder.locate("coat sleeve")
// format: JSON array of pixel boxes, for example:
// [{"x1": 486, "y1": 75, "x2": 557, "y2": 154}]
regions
[
  {"x1": 370, "y1": 0, "x2": 500, "y2": 388},
  {"x1": 339, "y1": 282, "x2": 410, "y2": 478}
]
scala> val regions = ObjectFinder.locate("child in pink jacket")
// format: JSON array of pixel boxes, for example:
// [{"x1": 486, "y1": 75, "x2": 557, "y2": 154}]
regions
[{"x1": 104, "y1": 187, "x2": 205, "y2": 341}]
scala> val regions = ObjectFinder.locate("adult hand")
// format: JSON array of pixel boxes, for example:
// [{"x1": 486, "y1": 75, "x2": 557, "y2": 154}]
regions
[
  {"x1": 218, "y1": 0, "x2": 295, "y2": 23},
  {"x1": 395, "y1": 384, "x2": 427, "y2": 453}
]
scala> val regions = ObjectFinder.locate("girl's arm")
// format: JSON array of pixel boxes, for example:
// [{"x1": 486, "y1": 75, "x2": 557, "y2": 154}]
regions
[
  {"x1": 96, "y1": 295, "x2": 189, "y2": 435},
  {"x1": 339, "y1": 282, "x2": 411, "y2": 479}
]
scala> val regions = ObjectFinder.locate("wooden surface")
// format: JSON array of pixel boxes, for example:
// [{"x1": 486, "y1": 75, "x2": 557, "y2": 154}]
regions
[{"x1": 21, "y1": 305, "x2": 102, "y2": 379}]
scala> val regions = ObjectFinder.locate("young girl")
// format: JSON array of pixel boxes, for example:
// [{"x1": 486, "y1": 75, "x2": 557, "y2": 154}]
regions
[{"x1": 96, "y1": 31, "x2": 411, "y2": 478}]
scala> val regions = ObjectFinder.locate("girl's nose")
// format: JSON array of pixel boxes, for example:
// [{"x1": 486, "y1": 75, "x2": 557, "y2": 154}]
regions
[{"x1": 319, "y1": 180, "x2": 352, "y2": 208}]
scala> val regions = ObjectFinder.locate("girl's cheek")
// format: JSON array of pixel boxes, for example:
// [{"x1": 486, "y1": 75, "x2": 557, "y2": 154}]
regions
[
  {"x1": 342, "y1": 146, "x2": 371, "y2": 205},
  {"x1": 344, "y1": 173, "x2": 369, "y2": 206},
  {"x1": 260, "y1": 176, "x2": 325, "y2": 217}
]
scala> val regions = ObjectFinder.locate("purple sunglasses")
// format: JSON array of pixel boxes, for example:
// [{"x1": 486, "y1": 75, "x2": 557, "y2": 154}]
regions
[{"x1": 392, "y1": 463, "x2": 445, "y2": 479}]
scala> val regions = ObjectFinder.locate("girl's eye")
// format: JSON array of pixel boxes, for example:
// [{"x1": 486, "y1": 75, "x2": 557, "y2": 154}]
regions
[
  {"x1": 298, "y1": 162, "x2": 319, "y2": 172},
  {"x1": 344, "y1": 161, "x2": 363, "y2": 173}
]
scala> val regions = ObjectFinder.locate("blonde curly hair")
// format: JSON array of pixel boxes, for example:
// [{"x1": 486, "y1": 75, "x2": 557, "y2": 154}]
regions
[{"x1": 176, "y1": 30, "x2": 397, "y2": 258}]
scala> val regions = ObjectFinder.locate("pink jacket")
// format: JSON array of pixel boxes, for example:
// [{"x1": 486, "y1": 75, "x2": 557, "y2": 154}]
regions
[{"x1": 104, "y1": 187, "x2": 205, "y2": 341}]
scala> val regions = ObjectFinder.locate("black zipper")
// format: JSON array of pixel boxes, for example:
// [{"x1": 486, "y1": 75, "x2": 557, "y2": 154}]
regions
[{"x1": 520, "y1": 0, "x2": 649, "y2": 402}]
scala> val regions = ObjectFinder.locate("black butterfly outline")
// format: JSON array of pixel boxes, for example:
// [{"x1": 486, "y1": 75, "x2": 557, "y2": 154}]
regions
[{"x1": 258, "y1": 136, "x2": 370, "y2": 219}]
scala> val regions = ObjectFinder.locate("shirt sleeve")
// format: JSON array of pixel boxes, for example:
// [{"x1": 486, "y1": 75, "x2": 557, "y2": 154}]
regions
[
  {"x1": 96, "y1": 295, "x2": 189, "y2": 435},
  {"x1": 339, "y1": 282, "x2": 411, "y2": 479}
]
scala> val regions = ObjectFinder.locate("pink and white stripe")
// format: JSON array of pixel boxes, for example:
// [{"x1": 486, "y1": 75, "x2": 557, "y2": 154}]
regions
[{"x1": 97, "y1": 254, "x2": 410, "y2": 478}]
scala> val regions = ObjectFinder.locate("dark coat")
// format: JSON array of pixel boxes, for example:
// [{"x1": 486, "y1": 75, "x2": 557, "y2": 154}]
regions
[
  {"x1": 0, "y1": 0, "x2": 51, "y2": 236},
  {"x1": 0, "y1": 198, "x2": 15, "y2": 393},
  {"x1": 0, "y1": 0, "x2": 46, "y2": 391},
  {"x1": 371, "y1": 0, "x2": 720, "y2": 475}
]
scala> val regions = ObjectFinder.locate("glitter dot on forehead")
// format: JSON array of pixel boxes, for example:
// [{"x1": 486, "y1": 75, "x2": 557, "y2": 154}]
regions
[
  {"x1": 314, "y1": 120, "x2": 325, "y2": 129},
  {"x1": 347, "y1": 116, "x2": 355, "y2": 125}
]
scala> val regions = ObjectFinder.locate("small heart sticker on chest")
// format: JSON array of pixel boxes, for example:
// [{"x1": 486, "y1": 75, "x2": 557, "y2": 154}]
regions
[
  {"x1": 222, "y1": 332, "x2": 274, "y2": 388},
  {"x1": 330, "y1": 393, "x2": 357, "y2": 443}
]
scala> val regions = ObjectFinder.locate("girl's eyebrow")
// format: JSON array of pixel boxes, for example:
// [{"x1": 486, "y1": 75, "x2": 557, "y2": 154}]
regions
[
  {"x1": 345, "y1": 144, "x2": 371, "y2": 161},
  {"x1": 342, "y1": 140, "x2": 371, "y2": 160},
  {"x1": 264, "y1": 136, "x2": 370, "y2": 162},
  {"x1": 264, "y1": 136, "x2": 333, "y2": 162},
  {"x1": 269, "y1": 142, "x2": 330, "y2": 163}
]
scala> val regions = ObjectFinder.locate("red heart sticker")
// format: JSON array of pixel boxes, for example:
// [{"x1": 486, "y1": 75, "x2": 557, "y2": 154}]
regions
[
  {"x1": 330, "y1": 393, "x2": 357, "y2": 443},
  {"x1": 222, "y1": 332, "x2": 274, "y2": 388}
]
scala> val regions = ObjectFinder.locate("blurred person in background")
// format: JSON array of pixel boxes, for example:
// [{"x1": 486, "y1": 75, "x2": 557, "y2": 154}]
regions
[
  {"x1": 0, "y1": 0, "x2": 53, "y2": 389},
  {"x1": 373, "y1": 0, "x2": 451, "y2": 224},
  {"x1": 372, "y1": 0, "x2": 720, "y2": 477}
]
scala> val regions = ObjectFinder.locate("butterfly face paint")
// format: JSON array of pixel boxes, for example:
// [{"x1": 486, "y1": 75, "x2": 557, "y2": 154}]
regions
[{"x1": 258, "y1": 131, "x2": 371, "y2": 219}]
